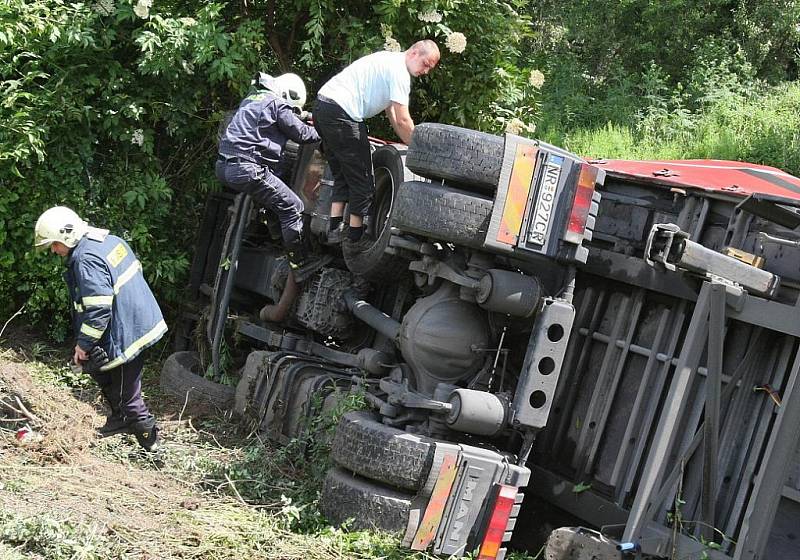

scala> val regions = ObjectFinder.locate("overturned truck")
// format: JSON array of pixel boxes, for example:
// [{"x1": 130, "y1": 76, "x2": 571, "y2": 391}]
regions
[{"x1": 163, "y1": 123, "x2": 800, "y2": 560}]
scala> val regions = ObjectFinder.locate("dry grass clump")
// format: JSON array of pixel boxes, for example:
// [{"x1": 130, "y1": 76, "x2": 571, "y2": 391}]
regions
[
  {"x1": 0, "y1": 349, "x2": 97, "y2": 463},
  {"x1": 0, "y1": 344, "x2": 441, "y2": 560}
]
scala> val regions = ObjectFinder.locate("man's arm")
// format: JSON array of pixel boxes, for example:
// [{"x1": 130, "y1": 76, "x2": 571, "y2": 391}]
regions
[
  {"x1": 385, "y1": 102, "x2": 414, "y2": 145},
  {"x1": 276, "y1": 104, "x2": 321, "y2": 144},
  {"x1": 74, "y1": 256, "x2": 114, "y2": 358}
]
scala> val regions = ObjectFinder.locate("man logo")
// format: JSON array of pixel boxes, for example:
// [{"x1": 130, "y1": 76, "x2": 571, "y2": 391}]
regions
[{"x1": 449, "y1": 477, "x2": 479, "y2": 542}]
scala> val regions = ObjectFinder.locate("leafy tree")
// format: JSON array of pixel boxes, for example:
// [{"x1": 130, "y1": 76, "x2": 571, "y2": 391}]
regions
[{"x1": 0, "y1": 0, "x2": 535, "y2": 336}]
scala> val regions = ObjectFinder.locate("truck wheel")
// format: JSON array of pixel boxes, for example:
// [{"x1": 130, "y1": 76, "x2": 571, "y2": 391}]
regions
[
  {"x1": 391, "y1": 180, "x2": 493, "y2": 250},
  {"x1": 320, "y1": 467, "x2": 413, "y2": 534},
  {"x1": 330, "y1": 411, "x2": 435, "y2": 492},
  {"x1": 406, "y1": 123, "x2": 503, "y2": 193},
  {"x1": 343, "y1": 146, "x2": 411, "y2": 282},
  {"x1": 160, "y1": 351, "x2": 236, "y2": 410}
]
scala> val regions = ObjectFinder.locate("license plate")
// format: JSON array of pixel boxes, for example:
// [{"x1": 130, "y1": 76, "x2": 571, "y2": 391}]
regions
[{"x1": 528, "y1": 154, "x2": 563, "y2": 246}]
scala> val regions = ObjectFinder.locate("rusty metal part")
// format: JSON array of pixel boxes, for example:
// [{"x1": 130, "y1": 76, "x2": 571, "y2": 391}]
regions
[{"x1": 259, "y1": 270, "x2": 299, "y2": 323}]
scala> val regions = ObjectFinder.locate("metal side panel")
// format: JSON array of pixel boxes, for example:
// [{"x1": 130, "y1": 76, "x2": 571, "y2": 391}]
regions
[
  {"x1": 623, "y1": 283, "x2": 712, "y2": 542},
  {"x1": 512, "y1": 298, "x2": 576, "y2": 429},
  {"x1": 735, "y1": 344, "x2": 800, "y2": 559}
]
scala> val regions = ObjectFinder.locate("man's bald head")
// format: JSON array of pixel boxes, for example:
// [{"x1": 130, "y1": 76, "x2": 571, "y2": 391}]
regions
[{"x1": 406, "y1": 40, "x2": 440, "y2": 77}]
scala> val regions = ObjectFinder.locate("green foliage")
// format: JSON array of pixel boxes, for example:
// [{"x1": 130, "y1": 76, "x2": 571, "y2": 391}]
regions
[
  {"x1": 541, "y1": 82, "x2": 800, "y2": 178},
  {"x1": 0, "y1": 512, "x2": 124, "y2": 559},
  {"x1": 3, "y1": 0, "x2": 800, "y2": 344},
  {"x1": 219, "y1": 389, "x2": 367, "y2": 531},
  {"x1": 0, "y1": 0, "x2": 248, "y2": 336},
  {"x1": 0, "y1": 0, "x2": 537, "y2": 339}
]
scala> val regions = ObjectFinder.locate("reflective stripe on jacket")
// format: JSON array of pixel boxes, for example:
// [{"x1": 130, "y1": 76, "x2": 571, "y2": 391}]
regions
[{"x1": 65, "y1": 232, "x2": 167, "y2": 371}]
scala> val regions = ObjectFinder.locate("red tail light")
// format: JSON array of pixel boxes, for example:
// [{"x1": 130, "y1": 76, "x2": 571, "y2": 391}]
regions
[
  {"x1": 564, "y1": 163, "x2": 599, "y2": 244},
  {"x1": 477, "y1": 484, "x2": 517, "y2": 560}
]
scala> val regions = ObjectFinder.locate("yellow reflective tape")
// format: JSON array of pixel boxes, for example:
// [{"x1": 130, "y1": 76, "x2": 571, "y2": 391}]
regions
[
  {"x1": 106, "y1": 243, "x2": 129, "y2": 268},
  {"x1": 100, "y1": 319, "x2": 167, "y2": 371},
  {"x1": 73, "y1": 302, "x2": 84, "y2": 313},
  {"x1": 80, "y1": 323, "x2": 105, "y2": 340},
  {"x1": 101, "y1": 356, "x2": 124, "y2": 371},
  {"x1": 82, "y1": 295, "x2": 114, "y2": 307},
  {"x1": 113, "y1": 260, "x2": 142, "y2": 294}
]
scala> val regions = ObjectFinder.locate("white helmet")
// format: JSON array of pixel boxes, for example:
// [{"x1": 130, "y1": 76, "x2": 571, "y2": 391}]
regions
[
  {"x1": 34, "y1": 206, "x2": 88, "y2": 251},
  {"x1": 256, "y1": 72, "x2": 308, "y2": 110}
]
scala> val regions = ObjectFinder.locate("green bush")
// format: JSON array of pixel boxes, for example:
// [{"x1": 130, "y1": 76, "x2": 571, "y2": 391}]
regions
[
  {"x1": 0, "y1": 0, "x2": 534, "y2": 339},
  {"x1": 1, "y1": 0, "x2": 251, "y2": 338},
  {"x1": 3, "y1": 0, "x2": 799, "y2": 343}
]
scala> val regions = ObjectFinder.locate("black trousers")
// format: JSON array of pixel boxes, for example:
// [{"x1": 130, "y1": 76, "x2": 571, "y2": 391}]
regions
[
  {"x1": 89, "y1": 352, "x2": 149, "y2": 422},
  {"x1": 312, "y1": 99, "x2": 374, "y2": 218},
  {"x1": 215, "y1": 158, "x2": 303, "y2": 245}
]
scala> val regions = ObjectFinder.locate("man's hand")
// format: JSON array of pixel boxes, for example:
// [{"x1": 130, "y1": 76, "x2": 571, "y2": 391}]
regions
[
  {"x1": 83, "y1": 346, "x2": 110, "y2": 374},
  {"x1": 73, "y1": 345, "x2": 88, "y2": 365}
]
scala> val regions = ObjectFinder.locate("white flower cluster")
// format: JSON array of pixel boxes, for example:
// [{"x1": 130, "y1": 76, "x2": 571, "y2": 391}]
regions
[
  {"x1": 529, "y1": 69, "x2": 545, "y2": 88},
  {"x1": 131, "y1": 129, "x2": 144, "y2": 146},
  {"x1": 445, "y1": 32, "x2": 466, "y2": 54},
  {"x1": 384, "y1": 36, "x2": 402, "y2": 52},
  {"x1": 505, "y1": 118, "x2": 535, "y2": 136},
  {"x1": 127, "y1": 103, "x2": 144, "y2": 119},
  {"x1": 418, "y1": 10, "x2": 442, "y2": 23},
  {"x1": 133, "y1": 0, "x2": 152, "y2": 19},
  {"x1": 93, "y1": 0, "x2": 114, "y2": 16}
]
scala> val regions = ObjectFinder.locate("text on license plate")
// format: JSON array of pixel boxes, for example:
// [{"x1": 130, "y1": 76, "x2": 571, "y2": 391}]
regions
[{"x1": 528, "y1": 154, "x2": 564, "y2": 246}]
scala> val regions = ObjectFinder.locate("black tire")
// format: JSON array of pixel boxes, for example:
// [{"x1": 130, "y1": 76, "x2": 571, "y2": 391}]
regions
[
  {"x1": 406, "y1": 123, "x2": 504, "y2": 193},
  {"x1": 320, "y1": 467, "x2": 413, "y2": 534},
  {"x1": 342, "y1": 146, "x2": 412, "y2": 282},
  {"x1": 160, "y1": 351, "x2": 236, "y2": 409},
  {"x1": 391, "y1": 180, "x2": 494, "y2": 250},
  {"x1": 330, "y1": 411, "x2": 435, "y2": 492}
]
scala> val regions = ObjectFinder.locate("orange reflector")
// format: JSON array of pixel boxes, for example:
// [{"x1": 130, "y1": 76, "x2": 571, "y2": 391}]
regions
[
  {"x1": 411, "y1": 453, "x2": 459, "y2": 550},
  {"x1": 477, "y1": 484, "x2": 517, "y2": 560},
  {"x1": 497, "y1": 144, "x2": 538, "y2": 245},
  {"x1": 564, "y1": 163, "x2": 599, "y2": 244}
]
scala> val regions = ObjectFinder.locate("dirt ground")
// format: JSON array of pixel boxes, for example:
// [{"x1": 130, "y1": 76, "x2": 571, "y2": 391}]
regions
[
  {"x1": 0, "y1": 329, "x2": 438, "y2": 560},
  {"x1": 0, "y1": 332, "x2": 237, "y2": 556}
]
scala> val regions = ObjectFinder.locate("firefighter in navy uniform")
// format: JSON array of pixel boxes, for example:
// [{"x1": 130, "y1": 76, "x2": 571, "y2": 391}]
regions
[
  {"x1": 34, "y1": 206, "x2": 167, "y2": 452},
  {"x1": 216, "y1": 72, "x2": 329, "y2": 284}
]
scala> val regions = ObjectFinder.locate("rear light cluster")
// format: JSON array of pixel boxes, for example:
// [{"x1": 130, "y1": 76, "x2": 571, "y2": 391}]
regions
[
  {"x1": 565, "y1": 163, "x2": 602, "y2": 245},
  {"x1": 478, "y1": 484, "x2": 523, "y2": 560}
]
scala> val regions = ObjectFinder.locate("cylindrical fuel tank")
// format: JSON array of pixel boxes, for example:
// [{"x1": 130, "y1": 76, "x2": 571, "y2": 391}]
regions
[{"x1": 399, "y1": 283, "x2": 490, "y2": 395}]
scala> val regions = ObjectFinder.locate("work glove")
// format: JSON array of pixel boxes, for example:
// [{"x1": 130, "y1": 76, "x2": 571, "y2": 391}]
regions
[
  {"x1": 83, "y1": 346, "x2": 110, "y2": 374},
  {"x1": 299, "y1": 110, "x2": 312, "y2": 122}
]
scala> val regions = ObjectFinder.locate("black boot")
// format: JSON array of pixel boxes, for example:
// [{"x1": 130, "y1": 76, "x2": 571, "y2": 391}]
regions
[
  {"x1": 98, "y1": 387, "x2": 128, "y2": 436},
  {"x1": 99, "y1": 414, "x2": 133, "y2": 437},
  {"x1": 130, "y1": 415, "x2": 160, "y2": 452},
  {"x1": 286, "y1": 236, "x2": 332, "y2": 283}
]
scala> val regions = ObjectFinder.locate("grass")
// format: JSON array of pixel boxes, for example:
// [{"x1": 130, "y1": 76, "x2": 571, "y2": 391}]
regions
[{"x1": 539, "y1": 82, "x2": 800, "y2": 176}]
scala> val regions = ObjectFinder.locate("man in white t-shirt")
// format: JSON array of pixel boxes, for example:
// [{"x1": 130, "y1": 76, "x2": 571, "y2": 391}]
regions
[{"x1": 313, "y1": 39, "x2": 440, "y2": 246}]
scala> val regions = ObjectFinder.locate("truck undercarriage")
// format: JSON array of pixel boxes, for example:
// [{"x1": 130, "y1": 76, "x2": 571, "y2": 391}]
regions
[{"x1": 163, "y1": 124, "x2": 800, "y2": 560}]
